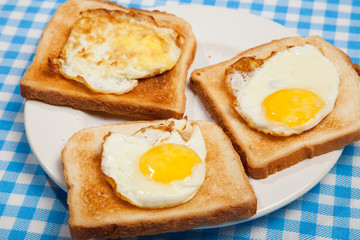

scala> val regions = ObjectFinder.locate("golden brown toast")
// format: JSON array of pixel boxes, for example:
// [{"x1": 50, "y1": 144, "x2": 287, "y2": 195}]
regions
[
  {"x1": 20, "y1": 0, "x2": 196, "y2": 119},
  {"x1": 62, "y1": 120, "x2": 257, "y2": 239},
  {"x1": 190, "y1": 35, "x2": 360, "y2": 179}
]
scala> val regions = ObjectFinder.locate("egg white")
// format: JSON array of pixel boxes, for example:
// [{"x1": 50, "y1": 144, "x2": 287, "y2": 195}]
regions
[
  {"x1": 226, "y1": 44, "x2": 340, "y2": 136},
  {"x1": 57, "y1": 9, "x2": 181, "y2": 95},
  {"x1": 101, "y1": 120, "x2": 206, "y2": 208}
]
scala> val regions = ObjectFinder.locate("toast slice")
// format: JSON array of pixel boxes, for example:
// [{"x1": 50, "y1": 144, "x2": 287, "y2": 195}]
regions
[
  {"x1": 62, "y1": 120, "x2": 257, "y2": 239},
  {"x1": 20, "y1": 0, "x2": 196, "y2": 119},
  {"x1": 190, "y1": 35, "x2": 360, "y2": 179}
]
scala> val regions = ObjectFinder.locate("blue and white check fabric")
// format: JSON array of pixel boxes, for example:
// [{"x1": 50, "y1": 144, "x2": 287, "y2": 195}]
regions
[{"x1": 0, "y1": 0, "x2": 359, "y2": 239}]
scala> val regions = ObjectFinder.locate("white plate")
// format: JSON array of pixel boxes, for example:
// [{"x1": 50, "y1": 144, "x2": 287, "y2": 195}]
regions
[{"x1": 24, "y1": 4, "x2": 343, "y2": 228}]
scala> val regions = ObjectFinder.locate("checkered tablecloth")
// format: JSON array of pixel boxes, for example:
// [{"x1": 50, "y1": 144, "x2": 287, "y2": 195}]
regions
[{"x1": 1, "y1": 0, "x2": 359, "y2": 239}]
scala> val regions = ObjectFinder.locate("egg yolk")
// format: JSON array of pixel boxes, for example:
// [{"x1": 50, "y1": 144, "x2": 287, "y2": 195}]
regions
[
  {"x1": 106, "y1": 22, "x2": 176, "y2": 72},
  {"x1": 262, "y1": 88, "x2": 324, "y2": 127},
  {"x1": 139, "y1": 143, "x2": 202, "y2": 184}
]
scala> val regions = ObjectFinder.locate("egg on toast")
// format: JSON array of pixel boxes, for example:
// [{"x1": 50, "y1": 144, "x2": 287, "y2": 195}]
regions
[
  {"x1": 62, "y1": 120, "x2": 257, "y2": 239},
  {"x1": 190, "y1": 35, "x2": 360, "y2": 179},
  {"x1": 20, "y1": 0, "x2": 196, "y2": 119}
]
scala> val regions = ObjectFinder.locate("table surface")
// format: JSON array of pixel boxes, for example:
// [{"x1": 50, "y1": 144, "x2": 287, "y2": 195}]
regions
[{"x1": 1, "y1": 0, "x2": 359, "y2": 239}]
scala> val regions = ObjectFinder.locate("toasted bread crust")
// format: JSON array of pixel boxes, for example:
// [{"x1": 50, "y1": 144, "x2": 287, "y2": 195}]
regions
[
  {"x1": 20, "y1": 0, "x2": 197, "y2": 119},
  {"x1": 62, "y1": 120, "x2": 257, "y2": 239},
  {"x1": 190, "y1": 36, "x2": 360, "y2": 179}
]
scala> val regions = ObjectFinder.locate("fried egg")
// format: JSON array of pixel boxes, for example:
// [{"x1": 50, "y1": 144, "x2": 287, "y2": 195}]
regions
[
  {"x1": 226, "y1": 44, "x2": 339, "y2": 136},
  {"x1": 100, "y1": 119, "x2": 207, "y2": 208},
  {"x1": 56, "y1": 9, "x2": 181, "y2": 94}
]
